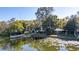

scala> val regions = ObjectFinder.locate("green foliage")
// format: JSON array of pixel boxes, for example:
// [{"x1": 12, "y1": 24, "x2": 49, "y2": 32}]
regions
[
  {"x1": 10, "y1": 20, "x2": 24, "y2": 33},
  {"x1": 56, "y1": 19, "x2": 67, "y2": 29},
  {"x1": 35, "y1": 7, "x2": 67, "y2": 35},
  {"x1": 42, "y1": 15, "x2": 56, "y2": 34},
  {"x1": 35, "y1": 7, "x2": 53, "y2": 20},
  {"x1": 35, "y1": 7, "x2": 54, "y2": 30},
  {"x1": 64, "y1": 15, "x2": 77, "y2": 34},
  {"x1": 0, "y1": 8, "x2": 79, "y2": 37}
]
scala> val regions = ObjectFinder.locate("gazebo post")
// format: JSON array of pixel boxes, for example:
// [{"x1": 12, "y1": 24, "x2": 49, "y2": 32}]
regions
[
  {"x1": 65, "y1": 30, "x2": 67, "y2": 36},
  {"x1": 74, "y1": 30, "x2": 76, "y2": 37}
]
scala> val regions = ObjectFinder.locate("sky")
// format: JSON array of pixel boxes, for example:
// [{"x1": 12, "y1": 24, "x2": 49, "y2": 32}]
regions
[{"x1": 0, "y1": 7, "x2": 79, "y2": 21}]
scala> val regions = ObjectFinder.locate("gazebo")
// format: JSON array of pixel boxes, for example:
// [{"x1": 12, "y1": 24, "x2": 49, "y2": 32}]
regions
[
  {"x1": 75, "y1": 29, "x2": 79, "y2": 37},
  {"x1": 55, "y1": 28, "x2": 64, "y2": 35}
]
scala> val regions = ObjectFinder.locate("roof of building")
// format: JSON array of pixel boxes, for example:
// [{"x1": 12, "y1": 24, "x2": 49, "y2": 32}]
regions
[
  {"x1": 55, "y1": 28, "x2": 64, "y2": 31},
  {"x1": 76, "y1": 29, "x2": 79, "y2": 32}
]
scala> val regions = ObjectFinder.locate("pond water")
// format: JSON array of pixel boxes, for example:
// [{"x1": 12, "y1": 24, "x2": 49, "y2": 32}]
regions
[{"x1": 0, "y1": 37, "x2": 79, "y2": 51}]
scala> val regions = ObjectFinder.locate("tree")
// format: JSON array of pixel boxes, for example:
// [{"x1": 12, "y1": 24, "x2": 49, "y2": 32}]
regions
[
  {"x1": 56, "y1": 19, "x2": 67, "y2": 29},
  {"x1": 10, "y1": 18, "x2": 15, "y2": 22},
  {"x1": 0, "y1": 21, "x2": 7, "y2": 32},
  {"x1": 42, "y1": 15, "x2": 56, "y2": 29},
  {"x1": 26, "y1": 20, "x2": 40, "y2": 33},
  {"x1": 35, "y1": 7, "x2": 54, "y2": 30},
  {"x1": 0, "y1": 21, "x2": 10, "y2": 36},
  {"x1": 64, "y1": 15, "x2": 77, "y2": 35},
  {"x1": 35, "y1": 7, "x2": 53, "y2": 20},
  {"x1": 9, "y1": 20, "x2": 25, "y2": 35}
]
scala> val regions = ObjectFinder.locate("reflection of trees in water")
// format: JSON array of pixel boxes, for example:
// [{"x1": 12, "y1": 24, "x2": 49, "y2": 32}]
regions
[
  {"x1": 9, "y1": 38, "x2": 60, "y2": 51},
  {"x1": 0, "y1": 38, "x2": 79, "y2": 51},
  {"x1": 29, "y1": 39, "x2": 60, "y2": 51},
  {"x1": 0, "y1": 37, "x2": 11, "y2": 50},
  {"x1": 10, "y1": 39, "x2": 30, "y2": 50},
  {"x1": 65, "y1": 44, "x2": 79, "y2": 51},
  {"x1": 0, "y1": 38, "x2": 64, "y2": 51}
]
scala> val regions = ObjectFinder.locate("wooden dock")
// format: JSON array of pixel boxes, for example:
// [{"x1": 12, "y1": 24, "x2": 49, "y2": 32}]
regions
[{"x1": 10, "y1": 34, "x2": 31, "y2": 40}]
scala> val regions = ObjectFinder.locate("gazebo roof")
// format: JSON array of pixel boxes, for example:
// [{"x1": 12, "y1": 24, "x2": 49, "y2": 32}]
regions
[
  {"x1": 55, "y1": 28, "x2": 64, "y2": 31},
  {"x1": 76, "y1": 29, "x2": 79, "y2": 32}
]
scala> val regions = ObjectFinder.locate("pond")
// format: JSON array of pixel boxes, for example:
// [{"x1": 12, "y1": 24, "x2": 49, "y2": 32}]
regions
[{"x1": 0, "y1": 37, "x2": 79, "y2": 51}]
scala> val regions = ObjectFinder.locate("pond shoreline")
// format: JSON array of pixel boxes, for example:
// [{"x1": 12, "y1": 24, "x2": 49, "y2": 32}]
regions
[
  {"x1": 45, "y1": 36, "x2": 79, "y2": 47},
  {"x1": 0, "y1": 35, "x2": 79, "y2": 51},
  {"x1": 5, "y1": 33, "x2": 79, "y2": 48}
]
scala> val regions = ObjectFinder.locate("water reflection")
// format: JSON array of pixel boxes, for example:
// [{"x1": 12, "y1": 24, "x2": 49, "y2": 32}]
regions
[
  {"x1": 0, "y1": 37, "x2": 79, "y2": 51},
  {"x1": 22, "y1": 44, "x2": 37, "y2": 51}
]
